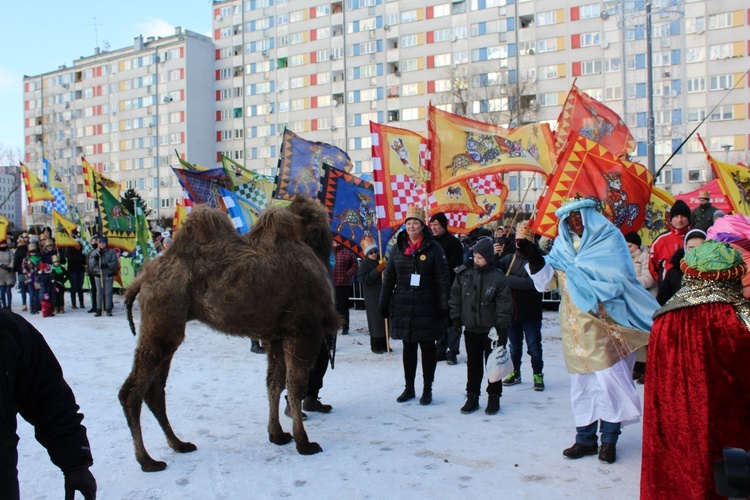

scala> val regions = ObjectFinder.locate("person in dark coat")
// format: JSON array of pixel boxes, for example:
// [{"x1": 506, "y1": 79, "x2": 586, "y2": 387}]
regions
[
  {"x1": 12, "y1": 237, "x2": 29, "y2": 311},
  {"x1": 357, "y1": 236, "x2": 388, "y2": 354},
  {"x1": 332, "y1": 241, "x2": 358, "y2": 335},
  {"x1": 690, "y1": 190, "x2": 719, "y2": 232},
  {"x1": 449, "y1": 237, "x2": 512, "y2": 415},
  {"x1": 62, "y1": 237, "x2": 87, "y2": 310},
  {"x1": 380, "y1": 206, "x2": 451, "y2": 405},
  {"x1": 0, "y1": 310, "x2": 96, "y2": 499},
  {"x1": 429, "y1": 212, "x2": 465, "y2": 364},
  {"x1": 656, "y1": 229, "x2": 706, "y2": 306},
  {"x1": 85, "y1": 237, "x2": 98, "y2": 313},
  {"x1": 496, "y1": 222, "x2": 545, "y2": 391}
]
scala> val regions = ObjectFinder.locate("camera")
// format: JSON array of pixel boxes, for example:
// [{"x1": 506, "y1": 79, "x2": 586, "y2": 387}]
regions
[
  {"x1": 494, "y1": 237, "x2": 507, "y2": 246},
  {"x1": 715, "y1": 447, "x2": 750, "y2": 498}
]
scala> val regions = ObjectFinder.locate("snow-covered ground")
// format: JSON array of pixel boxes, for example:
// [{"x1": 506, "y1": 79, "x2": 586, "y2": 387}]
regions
[{"x1": 15, "y1": 296, "x2": 642, "y2": 499}]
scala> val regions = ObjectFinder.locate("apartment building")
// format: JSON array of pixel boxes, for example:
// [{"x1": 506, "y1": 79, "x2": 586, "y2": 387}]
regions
[
  {"x1": 22, "y1": 28, "x2": 215, "y2": 223},
  {"x1": 0, "y1": 166, "x2": 23, "y2": 230},
  {"x1": 212, "y1": 0, "x2": 749, "y2": 210}
]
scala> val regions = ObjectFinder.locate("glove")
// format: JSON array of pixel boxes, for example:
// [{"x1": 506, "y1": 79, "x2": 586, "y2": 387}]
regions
[
  {"x1": 452, "y1": 320, "x2": 462, "y2": 331},
  {"x1": 0, "y1": 264, "x2": 10, "y2": 271},
  {"x1": 495, "y1": 328, "x2": 508, "y2": 346},
  {"x1": 376, "y1": 262, "x2": 386, "y2": 272},
  {"x1": 516, "y1": 239, "x2": 545, "y2": 274},
  {"x1": 380, "y1": 306, "x2": 390, "y2": 318},
  {"x1": 64, "y1": 466, "x2": 97, "y2": 500},
  {"x1": 438, "y1": 308, "x2": 450, "y2": 319}
]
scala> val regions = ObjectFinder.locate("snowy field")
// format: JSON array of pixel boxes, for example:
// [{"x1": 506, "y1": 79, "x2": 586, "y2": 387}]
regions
[{"x1": 14, "y1": 296, "x2": 642, "y2": 499}]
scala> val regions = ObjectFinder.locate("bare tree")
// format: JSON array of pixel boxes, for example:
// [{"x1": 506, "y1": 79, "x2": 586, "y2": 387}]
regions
[
  {"x1": 0, "y1": 144, "x2": 23, "y2": 211},
  {"x1": 438, "y1": 65, "x2": 538, "y2": 127}
]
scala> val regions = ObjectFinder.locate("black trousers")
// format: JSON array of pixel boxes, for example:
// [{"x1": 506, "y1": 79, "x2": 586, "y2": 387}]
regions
[
  {"x1": 334, "y1": 285, "x2": 351, "y2": 332},
  {"x1": 402, "y1": 340, "x2": 436, "y2": 386},
  {"x1": 464, "y1": 331, "x2": 503, "y2": 396},
  {"x1": 306, "y1": 341, "x2": 329, "y2": 399}
]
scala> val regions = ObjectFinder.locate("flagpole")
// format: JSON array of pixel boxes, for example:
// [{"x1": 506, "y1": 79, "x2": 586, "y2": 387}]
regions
[
  {"x1": 655, "y1": 68, "x2": 750, "y2": 179},
  {"x1": 376, "y1": 228, "x2": 391, "y2": 355}
]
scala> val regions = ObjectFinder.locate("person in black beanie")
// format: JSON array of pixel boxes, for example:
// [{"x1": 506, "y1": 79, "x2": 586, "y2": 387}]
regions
[
  {"x1": 648, "y1": 199, "x2": 692, "y2": 286},
  {"x1": 429, "y1": 212, "x2": 464, "y2": 365}
]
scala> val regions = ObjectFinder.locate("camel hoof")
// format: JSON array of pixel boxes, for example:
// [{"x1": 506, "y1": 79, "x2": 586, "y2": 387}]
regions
[
  {"x1": 269, "y1": 432, "x2": 293, "y2": 446},
  {"x1": 141, "y1": 459, "x2": 168, "y2": 472},
  {"x1": 297, "y1": 441, "x2": 323, "y2": 455},
  {"x1": 172, "y1": 440, "x2": 197, "y2": 453}
]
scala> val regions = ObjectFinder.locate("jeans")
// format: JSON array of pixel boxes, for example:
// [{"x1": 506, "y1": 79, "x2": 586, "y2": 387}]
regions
[
  {"x1": 0, "y1": 284, "x2": 11, "y2": 308},
  {"x1": 576, "y1": 420, "x2": 622, "y2": 446},
  {"x1": 96, "y1": 276, "x2": 115, "y2": 312},
  {"x1": 507, "y1": 319, "x2": 544, "y2": 374},
  {"x1": 464, "y1": 331, "x2": 503, "y2": 396},
  {"x1": 16, "y1": 275, "x2": 28, "y2": 306},
  {"x1": 87, "y1": 274, "x2": 97, "y2": 310}
]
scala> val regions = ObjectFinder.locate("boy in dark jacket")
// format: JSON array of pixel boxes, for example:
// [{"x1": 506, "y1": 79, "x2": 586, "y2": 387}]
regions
[
  {"x1": 496, "y1": 222, "x2": 545, "y2": 390},
  {"x1": 449, "y1": 237, "x2": 513, "y2": 415}
]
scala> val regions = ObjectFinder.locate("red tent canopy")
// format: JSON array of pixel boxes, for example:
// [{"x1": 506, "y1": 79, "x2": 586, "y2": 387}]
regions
[{"x1": 673, "y1": 179, "x2": 732, "y2": 213}]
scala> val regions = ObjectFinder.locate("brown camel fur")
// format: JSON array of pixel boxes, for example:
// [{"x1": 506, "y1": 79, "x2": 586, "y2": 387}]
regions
[{"x1": 119, "y1": 196, "x2": 340, "y2": 472}]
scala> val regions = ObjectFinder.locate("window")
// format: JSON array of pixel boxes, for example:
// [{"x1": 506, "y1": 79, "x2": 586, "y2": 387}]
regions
[
  {"x1": 685, "y1": 16, "x2": 705, "y2": 34},
  {"x1": 401, "y1": 34, "x2": 419, "y2": 47},
  {"x1": 580, "y1": 32, "x2": 601, "y2": 47},
  {"x1": 402, "y1": 108, "x2": 420, "y2": 121},
  {"x1": 708, "y1": 12, "x2": 732, "y2": 30},
  {"x1": 687, "y1": 107, "x2": 706, "y2": 123},
  {"x1": 686, "y1": 47, "x2": 706, "y2": 63},
  {"x1": 605, "y1": 86, "x2": 622, "y2": 101},
  {"x1": 581, "y1": 60, "x2": 602, "y2": 75},
  {"x1": 537, "y1": 38, "x2": 558, "y2": 53},
  {"x1": 401, "y1": 10, "x2": 418, "y2": 23},
  {"x1": 536, "y1": 11, "x2": 558, "y2": 26},
  {"x1": 433, "y1": 3, "x2": 451, "y2": 17},
  {"x1": 434, "y1": 53, "x2": 451, "y2": 67},
  {"x1": 687, "y1": 77, "x2": 705, "y2": 93},
  {"x1": 316, "y1": 72, "x2": 331, "y2": 85},
  {"x1": 605, "y1": 57, "x2": 621, "y2": 72},
  {"x1": 688, "y1": 169, "x2": 704, "y2": 182},
  {"x1": 538, "y1": 65, "x2": 559, "y2": 80},
  {"x1": 709, "y1": 74, "x2": 733, "y2": 91},
  {"x1": 402, "y1": 83, "x2": 420, "y2": 96},
  {"x1": 708, "y1": 136, "x2": 735, "y2": 152},
  {"x1": 434, "y1": 79, "x2": 451, "y2": 92},
  {"x1": 710, "y1": 105, "x2": 734, "y2": 121},
  {"x1": 538, "y1": 93, "x2": 558, "y2": 107},
  {"x1": 401, "y1": 58, "x2": 419, "y2": 72},
  {"x1": 583, "y1": 88, "x2": 603, "y2": 101},
  {"x1": 709, "y1": 43, "x2": 737, "y2": 60},
  {"x1": 290, "y1": 76, "x2": 305, "y2": 89},
  {"x1": 579, "y1": 4, "x2": 600, "y2": 19}
]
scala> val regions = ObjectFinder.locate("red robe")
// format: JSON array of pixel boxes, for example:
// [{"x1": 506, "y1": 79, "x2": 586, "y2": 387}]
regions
[{"x1": 641, "y1": 303, "x2": 750, "y2": 499}]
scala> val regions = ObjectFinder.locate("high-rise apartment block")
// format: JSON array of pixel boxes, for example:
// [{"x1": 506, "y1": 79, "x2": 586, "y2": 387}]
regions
[
  {"x1": 23, "y1": 28, "x2": 215, "y2": 222},
  {"x1": 23, "y1": 0, "x2": 749, "y2": 224}
]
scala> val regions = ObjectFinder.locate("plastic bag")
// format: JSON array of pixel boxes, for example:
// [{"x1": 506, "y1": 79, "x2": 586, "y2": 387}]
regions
[{"x1": 486, "y1": 329, "x2": 512, "y2": 383}]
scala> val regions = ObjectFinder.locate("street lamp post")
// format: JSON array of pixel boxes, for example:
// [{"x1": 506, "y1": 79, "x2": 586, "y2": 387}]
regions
[{"x1": 722, "y1": 144, "x2": 732, "y2": 163}]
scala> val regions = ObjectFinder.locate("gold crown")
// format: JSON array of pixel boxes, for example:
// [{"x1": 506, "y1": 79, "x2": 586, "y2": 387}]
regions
[
  {"x1": 360, "y1": 234, "x2": 378, "y2": 255},
  {"x1": 405, "y1": 205, "x2": 425, "y2": 224},
  {"x1": 515, "y1": 221, "x2": 535, "y2": 242}
]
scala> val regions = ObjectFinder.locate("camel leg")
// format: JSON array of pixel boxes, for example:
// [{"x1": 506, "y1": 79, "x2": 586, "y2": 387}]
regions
[
  {"x1": 285, "y1": 333, "x2": 323, "y2": 455},
  {"x1": 143, "y1": 353, "x2": 197, "y2": 454},
  {"x1": 266, "y1": 339, "x2": 292, "y2": 446},
  {"x1": 120, "y1": 348, "x2": 169, "y2": 472}
]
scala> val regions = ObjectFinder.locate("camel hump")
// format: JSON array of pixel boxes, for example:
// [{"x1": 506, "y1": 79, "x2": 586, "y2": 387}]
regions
[
  {"x1": 177, "y1": 205, "x2": 240, "y2": 246},
  {"x1": 250, "y1": 206, "x2": 304, "y2": 243}
]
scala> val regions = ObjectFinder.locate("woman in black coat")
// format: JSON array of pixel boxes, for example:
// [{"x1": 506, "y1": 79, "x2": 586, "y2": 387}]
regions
[
  {"x1": 379, "y1": 207, "x2": 451, "y2": 405},
  {"x1": 357, "y1": 238, "x2": 388, "y2": 354}
]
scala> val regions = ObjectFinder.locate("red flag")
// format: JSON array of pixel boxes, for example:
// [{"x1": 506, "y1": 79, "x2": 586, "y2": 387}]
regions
[
  {"x1": 555, "y1": 84, "x2": 635, "y2": 158},
  {"x1": 531, "y1": 131, "x2": 652, "y2": 239}
]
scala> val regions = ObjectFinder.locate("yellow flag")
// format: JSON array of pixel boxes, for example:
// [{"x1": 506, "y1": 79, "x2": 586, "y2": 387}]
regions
[
  {"x1": 82, "y1": 156, "x2": 121, "y2": 199},
  {"x1": 638, "y1": 186, "x2": 675, "y2": 246},
  {"x1": 52, "y1": 210, "x2": 81, "y2": 248},
  {"x1": 20, "y1": 163, "x2": 54, "y2": 203},
  {"x1": 0, "y1": 216, "x2": 8, "y2": 241},
  {"x1": 700, "y1": 136, "x2": 750, "y2": 216}
]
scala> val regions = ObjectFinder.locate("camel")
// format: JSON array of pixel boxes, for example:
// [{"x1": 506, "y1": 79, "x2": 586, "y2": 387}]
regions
[{"x1": 119, "y1": 196, "x2": 340, "y2": 472}]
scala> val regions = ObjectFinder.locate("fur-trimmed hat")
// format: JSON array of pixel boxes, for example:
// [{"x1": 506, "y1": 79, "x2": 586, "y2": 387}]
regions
[
  {"x1": 670, "y1": 200, "x2": 691, "y2": 220},
  {"x1": 429, "y1": 212, "x2": 448, "y2": 229},
  {"x1": 624, "y1": 231, "x2": 642, "y2": 247},
  {"x1": 361, "y1": 234, "x2": 378, "y2": 256},
  {"x1": 472, "y1": 237, "x2": 495, "y2": 264},
  {"x1": 405, "y1": 205, "x2": 425, "y2": 224}
]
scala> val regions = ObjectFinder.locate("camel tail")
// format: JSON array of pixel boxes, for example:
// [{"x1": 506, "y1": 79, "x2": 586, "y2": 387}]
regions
[{"x1": 124, "y1": 277, "x2": 142, "y2": 336}]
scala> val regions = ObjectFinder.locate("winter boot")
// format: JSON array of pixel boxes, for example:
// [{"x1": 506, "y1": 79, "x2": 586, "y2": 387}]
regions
[
  {"x1": 460, "y1": 393, "x2": 480, "y2": 414},
  {"x1": 419, "y1": 381, "x2": 433, "y2": 405},
  {"x1": 60, "y1": 305, "x2": 65, "y2": 314},
  {"x1": 284, "y1": 396, "x2": 307, "y2": 420},
  {"x1": 396, "y1": 384, "x2": 416, "y2": 403},
  {"x1": 72, "y1": 304, "x2": 78, "y2": 310},
  {"x1": 533, "y1": 373, "x2": 545, "y2": 391},
  {"x1": 563, "y1": 443, "x2": 598, "y2": 459},
  {"x1": 485, "y1": 393, "x2": 501, "y2": 415},
  {"x1": 598, "y1": 443, "x2": 617, "y2": 464},
  {"x1": 503, "y1": 370, "x2": 521, "y2": 386},
  {"x1": 303, "y1": 396, "x2": 332, "y2": 413},
  {"x1": 21, "y1": 305, "x2": 27, "y2": 311}
]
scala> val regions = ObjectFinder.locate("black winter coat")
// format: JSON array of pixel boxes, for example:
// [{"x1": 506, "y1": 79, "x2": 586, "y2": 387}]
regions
[
  {"x1": 12, "y1": 245, "x2": 27, "y2": 274},
  {"x1": 433, "y1": 231, "x2": 464, "y2": 283},
  {"x1": 63, "y1": 246, "x2": 87, "y2": 273},
  {"x1": 449, "y1": 263, "x2": 512, "y2": 338},
  {"x1": 497, "y1": 252, "x2": 543, "y2": 321},
  {"x1": 0, "y1": 311, "x2": 93, "y2": 498},
  {"x1": 379, "y1": 228, "x2": 451, "y2": 342},
  {"x1": 357, "y1": 257, "x2": 386, "y2": 340}
]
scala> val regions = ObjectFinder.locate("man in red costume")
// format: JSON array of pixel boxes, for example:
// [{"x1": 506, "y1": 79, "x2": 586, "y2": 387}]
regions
[
  {"x1": 641, "y1": 240, "x2": 750, "y2": 499},
  {"x1": 648, "y1": 199, "x2": 691, "y2": 284}
]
